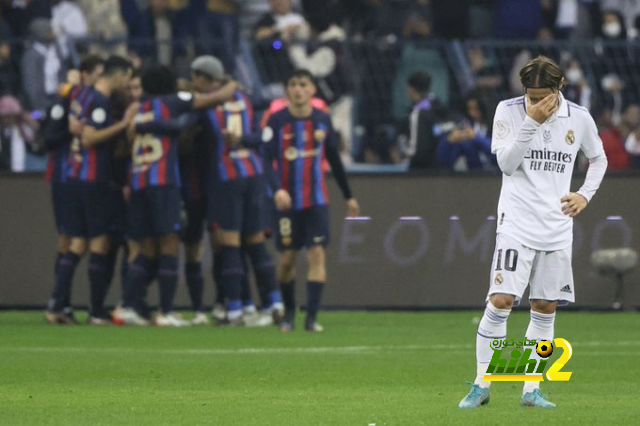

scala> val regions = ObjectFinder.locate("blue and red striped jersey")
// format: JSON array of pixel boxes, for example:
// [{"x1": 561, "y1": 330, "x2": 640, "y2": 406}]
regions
[
  {"x1": 264, "y1": 108, "x2": 336, "y2": 210},
  {"x1": 44, "y1": 92, "x2": 77, "y2": 184},
  {"x1": 64, "y1": 87, "x2": 114, "y2": 183},
  {"x1": 202, "y1": 90, "x2": 263, "y2": 182},
  {"x1": 130, "y1": 93, "x2": 194, "y2": 191}
]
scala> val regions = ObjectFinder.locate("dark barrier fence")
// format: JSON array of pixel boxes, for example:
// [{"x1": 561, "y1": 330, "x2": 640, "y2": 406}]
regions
[{"x1": 0, "y1": 174, "x2": 638, "y2": 310}]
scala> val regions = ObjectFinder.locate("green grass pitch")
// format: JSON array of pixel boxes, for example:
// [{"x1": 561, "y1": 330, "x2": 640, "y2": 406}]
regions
[{"x1": 1, "y1": 311, "x2": 639, "y2": 425}]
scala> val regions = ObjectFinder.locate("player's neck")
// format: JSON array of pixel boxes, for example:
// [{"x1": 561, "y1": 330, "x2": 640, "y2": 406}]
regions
[
  {"x1": 288, "y1": 103, "x2": 313, "y2": 118},
  {"x1": 94, "y1": 79, "x2": 112, "y2": 96}
]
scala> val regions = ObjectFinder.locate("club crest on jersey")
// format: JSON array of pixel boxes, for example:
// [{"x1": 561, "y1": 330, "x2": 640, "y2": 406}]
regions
[
  {"x1": 565, "y1": 130, "x2": 575, "y2": 145},
  {"x1": 495, "y1": 273, "x2": 503, "y2": 285},
  {"x1": 314, "y1": 129, "x2": 326, "y2": 142},
  {"x1": 284, "y1": 147, "x2": 298, "y2": 161},
  {"x1": 543, "y1": 129, "x2": 552, "y2": 143}
]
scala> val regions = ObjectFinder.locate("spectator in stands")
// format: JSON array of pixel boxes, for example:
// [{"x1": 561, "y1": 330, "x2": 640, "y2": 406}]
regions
[
  {"x1": 50, "y1": 0, "x2": 87, "y2": 59},
  {"x1": 253, "y1": 0, "x2": 307, "y2": 42},
  {"x1": 600, "y1": 9, "x2": 626, "y2": 40},
  {"x1": 76, "y1": 0, "x2": 127, "y2": 56},
  {"x1": 404, "y1": 71, "x2": 448, "y2": 170},
  {"x1": 598, "y1": 104, "x2": 639, "y2": 171},
  {"x1": 624, "y1": 115, "x2": 640, "y2": 169},
  {"x1": 436, "y1": 93, "x2": 495, "y2": 172},
  {"x1": 2, "y1": 0, "x2": 51, "y2": 39},
  {"x1": 402, "y1": 8, "x2": 433, "y2": 40},
  {"x1": 0, "y1": 22, "x2": 19, "y2": 98},
  {"x1": 289, "y1": 14, "x2": 353, "y2": 161},
  {"x1": 601, "y1": 0, "x2": 640, "y2": 38},
  {"x1": 195, "y1": 0, "x2": 238, "y2": 73},
  {"x1": 119, "y1": 0, "x2": 192, "y2": 67},
  {"x1": 0, "y1": 95, "x2": 38, "y2": 172},
  {"x1": 252, "y1": 0, "x2": 307, "y2": 85},
  {"x1": 21, "y1": 18, "x2": 65, "y2": 112},
  {"x1": 467, "y1": 46, "x2": 503, "y2": 107},
  {"x1": 563, "y1": 58, "x2": 592, "y2": 111}
]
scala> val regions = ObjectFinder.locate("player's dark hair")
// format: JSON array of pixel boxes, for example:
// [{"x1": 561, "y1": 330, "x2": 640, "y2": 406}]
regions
[
  {"x1": 131, "y1": 68, "x2": 142, "y2": 80},
  {"x1": 102, "y1": 55, "x2": 133, "y2": 77},
  {"x1": 307, "y1": 13, "x2": 332, "y2": 34},
  {"x1": 286, "y1": 69, "x2": 315, "y2": 86},
  {"x1": 407, "y1": 71, "x2": 431, "y2": 95},
  {"x1": 192, "y1": 69, "x2": 213, "y2": 82},
  {"x1": 520, "y1": 55, "x2": 564, "y2": 91},
  {"x1": 141, "y1": 65, "x2": 177, "y2": 95},
  {"x1": 79, "y1": 55, "x2": 104, "y2": 74}
]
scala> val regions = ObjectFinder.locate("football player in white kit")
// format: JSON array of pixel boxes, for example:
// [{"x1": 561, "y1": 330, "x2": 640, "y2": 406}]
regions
[{"x1": 459, "y1": 56, "x2": 608, "y2": 409}]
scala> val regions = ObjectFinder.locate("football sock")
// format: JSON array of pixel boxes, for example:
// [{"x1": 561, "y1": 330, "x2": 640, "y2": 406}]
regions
[
  {"x1": 185, "y1": 262, "x2": 204, "y2": 312},
  {"x1": 55, "y1": 252, "x2": 71, "y2": 310},
  {"x1": 158, "y1": 255, "x2": 179, "y2": 314},
  {"x1": 475, "y1": 301, "x2": 511, "y2": 389},
  {"x1": 88, "y1": 253, "x2": 110, "y2": 317},
  {"x1": 125, "y1": 255, "x2": 149, "y2": 309},
  {"x1": 50, "y1": 252, "x2": 80, "y2": 312},
  {"x1": 221, "y1": 246, "x2": 243, "y2": 319},
  {"x1": 213, "y1": 251, "x2": 225, "y2": 305},
  {"x1": 280, "y1": 280, "x2": 296, "y2": 320},
  {"x1": 305, "y1": 281, "x2": 324, "y2": 325},
  {"x1": 240, "y1": 249, "x2": 253, "y2": 308},
  {"x1": 246, "y1": 243, "x2": 281, "y2": 309},
  {"x1": 523, "y1": 310, "x2": 555, "y2": 394}
]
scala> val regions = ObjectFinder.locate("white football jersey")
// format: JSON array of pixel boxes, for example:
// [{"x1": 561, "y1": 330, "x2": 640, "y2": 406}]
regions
[{"x1": 491, "y1": 93, "x2": 605, "y2": 251}]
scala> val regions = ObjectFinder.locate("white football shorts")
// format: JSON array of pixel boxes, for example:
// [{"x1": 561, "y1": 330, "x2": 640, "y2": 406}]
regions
[{"x1": 486, "y1": 234, "x2": 575, "y2": 306}]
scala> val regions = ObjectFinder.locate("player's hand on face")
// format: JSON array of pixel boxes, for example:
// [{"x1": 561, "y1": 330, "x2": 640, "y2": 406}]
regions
[
  {"x1": 526, "y1": 93, "x2": 558, "y2": 124},
  {"x1": 274, "y1": 189, "x2": 292, "y2": 211},
  {"x1": 561, "y1": 192, "x2": 588, "y2": 217},
  {"x1": 346, "y1": 198, "x2": 360, "y2": 218}
]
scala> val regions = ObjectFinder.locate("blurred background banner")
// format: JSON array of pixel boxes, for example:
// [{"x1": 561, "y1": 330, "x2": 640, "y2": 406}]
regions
[{"x1": 1, "y1": 174, "x2": 637, "y2": 309}]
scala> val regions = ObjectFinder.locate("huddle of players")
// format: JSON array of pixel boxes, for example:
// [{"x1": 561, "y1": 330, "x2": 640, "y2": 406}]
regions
[{"x1": 43, "y1": 53, "x2": 359, "y2": 331}]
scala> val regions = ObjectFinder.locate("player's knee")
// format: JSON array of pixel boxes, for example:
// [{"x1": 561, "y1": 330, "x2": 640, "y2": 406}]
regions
[
  {"x1": 160, "y1": 235, "x2": 180, "y2": 256},
  {"x1": 185, "y1": 242, "x2": 203, "y2": 263},
  {"x1": 278, "y1": 252, "x2": 296, "y2": 272},
  {"x1": 489, "y1": 294, "x2": 515, "y2": 310},
  {"x1": 530, "y1": 299, "x2": 557, "y2": 314},
  {"x1": 69, "y1": 238, "x2": 87, "y2": 256},
  {"x1": 243, "y1": 232, "x2": 265, "y2": 246},
  {"x1": 306, "y1": 246, "x2": 325, "y2": 268}
]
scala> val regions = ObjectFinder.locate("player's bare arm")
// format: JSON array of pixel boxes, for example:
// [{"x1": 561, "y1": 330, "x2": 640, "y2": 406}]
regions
[
  {"x1": 83, "y1": 102, "x2": 139, "y2": 147},
  {"x1": 192, "y1": 80, "x2": 238, "y2": 109},
  {"x1": 561, "y1": 193, "x2": 588, "y2": 217}
]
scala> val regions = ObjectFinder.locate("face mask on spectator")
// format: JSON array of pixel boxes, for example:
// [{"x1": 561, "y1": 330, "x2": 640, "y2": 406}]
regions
[
  {"x1": 603, "y1": 22, "x2": 622, "y2": 38},
  {"x1": 565, "y1": 68, "x2": 583, "y2": 84}
]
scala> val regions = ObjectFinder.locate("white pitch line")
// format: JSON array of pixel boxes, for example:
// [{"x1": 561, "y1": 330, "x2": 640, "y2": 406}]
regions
[{"x1": 0, "y1": 341, "x2": 638, "y2": 356}]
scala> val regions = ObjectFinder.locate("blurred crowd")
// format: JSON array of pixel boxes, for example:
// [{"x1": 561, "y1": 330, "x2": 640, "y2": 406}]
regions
[{"x1": 1, "y1": 0, "x2": 640, "y2": 172}]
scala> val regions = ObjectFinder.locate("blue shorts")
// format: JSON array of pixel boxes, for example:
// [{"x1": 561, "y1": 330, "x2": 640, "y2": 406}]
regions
[
  {"x1": 208, "y1": 176, "x2": 264, "y2": 236},
  {"x1": 275, "y1": 205, "x2": 330, "y2": 251},
  {"x1": 109, "y1": 186, "x2": 127, "y2": 241},
  {"x1": 64, "y1": 182, "x2": 116, "y2": 238},
  {"x1": 128, "y1": 186, "x2": 182, "y2": 239},
  {"x1": 181, "y1": 199, "x2": 205, "y2": 244},
  {"x1": 51, "y1": 183, "x2": 71, "y2": 235}
]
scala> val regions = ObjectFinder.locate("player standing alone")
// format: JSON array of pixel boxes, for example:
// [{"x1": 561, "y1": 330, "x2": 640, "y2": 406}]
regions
[
  {"x1": 263, "y1": 69, "x2": 360, "y2": 332},
  {"x1": 459, "y1": 56, "x2": 607, "y2": 408}
]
